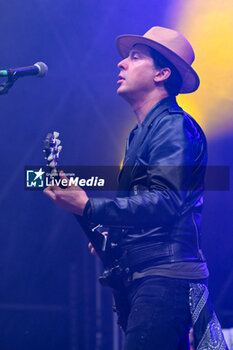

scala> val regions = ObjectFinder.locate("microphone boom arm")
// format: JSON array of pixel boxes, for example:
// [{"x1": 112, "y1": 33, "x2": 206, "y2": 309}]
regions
[{"x1": 0, "y1": 74, "x2": 18, "y2": 95}]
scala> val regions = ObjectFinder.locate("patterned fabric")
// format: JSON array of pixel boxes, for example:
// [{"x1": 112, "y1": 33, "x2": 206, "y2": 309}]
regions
[
  {"x1": 189, "y1": 283, "x2": 229, "y2": 350},
  {"x1": 222, "y1": 328, "x2": 233, "y2": 350}
]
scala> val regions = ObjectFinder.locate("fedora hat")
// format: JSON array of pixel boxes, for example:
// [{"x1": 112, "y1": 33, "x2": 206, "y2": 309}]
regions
[{"x1": 116, "y1": 26, "x2": 200, "y2": 93}]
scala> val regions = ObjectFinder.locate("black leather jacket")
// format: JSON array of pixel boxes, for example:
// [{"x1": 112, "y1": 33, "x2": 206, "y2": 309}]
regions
[{"x1": 89, "y1": 96, "x2": 208, "y2": 270}]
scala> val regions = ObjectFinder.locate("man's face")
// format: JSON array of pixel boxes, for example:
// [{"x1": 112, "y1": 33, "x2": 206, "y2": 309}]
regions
[{"x1": 117, "y1": 44, "x2": 157, "y2": 102}]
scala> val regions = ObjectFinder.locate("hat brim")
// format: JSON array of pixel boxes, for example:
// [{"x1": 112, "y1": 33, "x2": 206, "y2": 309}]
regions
[{"x1": 116, "y1": 35, "x2": 200, "y2": 94}]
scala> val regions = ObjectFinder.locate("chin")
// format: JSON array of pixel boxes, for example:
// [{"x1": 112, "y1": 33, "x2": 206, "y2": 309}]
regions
[
  {"x1": 117, "y1": 89, "x2": 134, "y2": 104},
  {"x1": 117, "y1": 85, "x2": 128, "y2": 96}
]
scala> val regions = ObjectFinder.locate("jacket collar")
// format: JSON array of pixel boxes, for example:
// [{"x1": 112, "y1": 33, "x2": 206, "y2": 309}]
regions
[
  {"x1": 141, "y1": 96, "x2": 179, "y2": 128},
  {"x1": 128, "y1": 96, "x2": 180, "y2": 144},
  {"x1": 128, "y1": 96, "x2": 180, "y2": 136},
  {"x1": 118, "y1": 96, "x2": 181, "y2": 186}
]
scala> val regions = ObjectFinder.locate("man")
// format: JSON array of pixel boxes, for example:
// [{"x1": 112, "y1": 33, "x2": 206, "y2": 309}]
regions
[{"x1": 44, "y1": 27, "x2": 228, "y2": 350}]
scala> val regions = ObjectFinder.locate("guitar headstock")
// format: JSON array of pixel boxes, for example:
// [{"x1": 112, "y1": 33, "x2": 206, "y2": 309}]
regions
[{"x1": 43, "y1": 131, "x2": 62, "y2": 175}]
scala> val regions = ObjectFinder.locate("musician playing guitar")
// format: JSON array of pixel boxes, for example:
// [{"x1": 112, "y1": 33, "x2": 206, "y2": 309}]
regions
[{"x1": 44, "y1": 27, "x2": 228, "y2": 350}]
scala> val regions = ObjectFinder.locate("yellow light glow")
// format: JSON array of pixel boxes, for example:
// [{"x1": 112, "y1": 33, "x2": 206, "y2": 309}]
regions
[{"x1": 176, "y1": 0, "x2": 233, "y2": 135}]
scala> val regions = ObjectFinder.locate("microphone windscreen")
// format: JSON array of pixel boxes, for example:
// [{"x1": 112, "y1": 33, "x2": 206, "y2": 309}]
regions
[{"x1": 34, "y1": 62, "x2": 48, "y2": 77}]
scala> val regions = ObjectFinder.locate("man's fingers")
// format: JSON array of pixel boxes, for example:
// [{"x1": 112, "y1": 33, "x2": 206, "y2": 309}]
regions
[
  {"x1": 88, "y1": 242, "x2": 98, "y2": 256},
  {"x1": 88, "y1": 233, "x2": 107, "y2": 257},
  {"x1": 43, "y1": 187, "x2": 57, "y2": 201},
  {"x1": 59, "y1": 170, "x2": 80, "y2": 190},
  {"x1": 59, "y1": 170, "x2": 69, "y2": 181}
]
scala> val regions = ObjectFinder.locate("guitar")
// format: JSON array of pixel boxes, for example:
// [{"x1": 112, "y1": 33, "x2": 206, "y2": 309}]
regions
[{"x1": 43, "y1": 132, "x2": 131, "y2": 291}]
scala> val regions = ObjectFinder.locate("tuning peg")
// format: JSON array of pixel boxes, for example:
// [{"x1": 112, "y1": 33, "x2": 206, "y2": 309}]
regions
[
  {"x1": 57, "y1": 145, "x2": 62, "y2": 153},
  {"x1": 53, "y1": 131, "x2": 60, "y2": 139},
  {"x1": 55, "y1": 139, "x2": 61, "y2": 146},
  {"x1": 47, "y1": 154, "x2": 53, "y2": 161},
  {"x1": 51, "y1": 168, "x2": 57, "y2": 176},
  {"x1": 49, "y1": 160, "x2": 57, "y2": 168}
]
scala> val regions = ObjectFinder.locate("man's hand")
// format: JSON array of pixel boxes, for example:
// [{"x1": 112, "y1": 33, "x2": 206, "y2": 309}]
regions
[{"x1": 43, "y1": 171, "x2": 89, "y2": 216}]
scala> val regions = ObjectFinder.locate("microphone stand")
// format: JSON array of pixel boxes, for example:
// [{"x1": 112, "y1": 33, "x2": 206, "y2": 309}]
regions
[{"x1": 0, "y1": 74, "x2": 18, "y2": 95}]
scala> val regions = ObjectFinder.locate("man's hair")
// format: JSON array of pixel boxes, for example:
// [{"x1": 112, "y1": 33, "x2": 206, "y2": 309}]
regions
[{"x1": 150, "y1": 48, "x2": 182, "y2": 96}]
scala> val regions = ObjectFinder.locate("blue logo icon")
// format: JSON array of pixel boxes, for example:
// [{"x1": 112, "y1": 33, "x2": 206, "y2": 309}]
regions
[{"x1": 26, "y1": 168, "x2": 45, "y2": 188}]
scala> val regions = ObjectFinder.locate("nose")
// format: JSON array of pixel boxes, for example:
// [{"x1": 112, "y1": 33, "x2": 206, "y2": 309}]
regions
[{"x1": 117, "y1": 57, "x2": 128, "y2": 70}]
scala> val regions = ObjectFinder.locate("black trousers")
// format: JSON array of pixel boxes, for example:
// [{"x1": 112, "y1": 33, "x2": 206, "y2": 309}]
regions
[{"x1": 123, "y1": 276, "x2": 193, "y2": 350}]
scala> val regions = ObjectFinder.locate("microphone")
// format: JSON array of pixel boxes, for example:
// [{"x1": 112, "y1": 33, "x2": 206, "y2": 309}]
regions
[{"x1": 0, "y1": 62, "x2": 48, "y2": 78}]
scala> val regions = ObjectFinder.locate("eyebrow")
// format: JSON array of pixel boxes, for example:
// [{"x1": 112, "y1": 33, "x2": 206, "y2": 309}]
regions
[{"x1": 129, "y1": 49, "x2": 141, "y2": 55}]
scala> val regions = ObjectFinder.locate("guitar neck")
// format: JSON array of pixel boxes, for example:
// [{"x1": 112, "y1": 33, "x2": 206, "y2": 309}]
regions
[{"x1": 44, "y1": 131, "x2": 107, "y2": 265}]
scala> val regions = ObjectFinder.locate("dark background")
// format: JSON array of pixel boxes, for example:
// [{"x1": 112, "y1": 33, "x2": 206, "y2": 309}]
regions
[{"x1": 0, "y1": 1, "x2": 232, "y2": 349}]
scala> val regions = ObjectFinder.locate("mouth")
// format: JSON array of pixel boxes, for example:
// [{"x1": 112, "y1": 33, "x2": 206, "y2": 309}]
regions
[{"x1": 117, "y1": 74, "x2": 125, "y2": 85}]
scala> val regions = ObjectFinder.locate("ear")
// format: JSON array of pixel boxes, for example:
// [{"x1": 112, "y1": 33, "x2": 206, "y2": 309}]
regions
[{"x1": 154, "y1": 67, "x2": 171, "y2": 83}]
